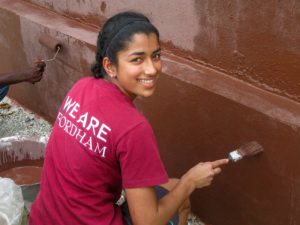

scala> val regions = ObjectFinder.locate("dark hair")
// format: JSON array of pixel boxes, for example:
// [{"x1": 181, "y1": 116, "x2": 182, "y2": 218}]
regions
[{"x1": 91, "y1": 11, "x2": 160, "y2": 78}]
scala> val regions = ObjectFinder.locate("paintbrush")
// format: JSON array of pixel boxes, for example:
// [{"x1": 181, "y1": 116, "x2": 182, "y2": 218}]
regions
[{"x1": 228, "y1": 141, "x2": 264, "y2": 162}]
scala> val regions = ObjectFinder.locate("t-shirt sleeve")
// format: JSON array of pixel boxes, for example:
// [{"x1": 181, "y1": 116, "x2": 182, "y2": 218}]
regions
[{"x1": 116, "y1": 121, "x2": 169, "y2": 188}]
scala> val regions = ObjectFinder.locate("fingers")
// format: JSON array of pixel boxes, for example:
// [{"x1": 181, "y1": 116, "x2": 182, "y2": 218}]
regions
[
  {"x1": 25, "y1": 60, "x2": 46, "y2": 84},
  {"x1": 33, "y1": 59, "x2": 46, "y2": 71},
  {"x1": 208, "y1": 158, "x2": 228, "y2": 176},
  {"x1": 190, "y1": 159, "x2": 228, "y2": 189},
  {"x1": 33, "y1": 59, "x2": 43, "y2": 64},
  {"x1": 201, "y1": 159, "x2": 227, "y2": 178},
  {"x1": 206, "y1": 164, "x2": 221, "y2": 177},
  {"x1": 212, "y1": 167, "x2": 221, "y2": 175},
  {"x1": 36, "y1": 62, "x2": 46, "y2": 71},
  {"x1": 202, "y1": 163, "x2": 222, "y2": 186},
  {"x1": 211, "y1": 158, "x2": 229, "y2": 168}
]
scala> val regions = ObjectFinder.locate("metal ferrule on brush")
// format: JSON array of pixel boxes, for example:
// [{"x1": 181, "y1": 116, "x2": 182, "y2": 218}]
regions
[{"x1": 228, "y1": 150, "x2": 243, "y2": 162}]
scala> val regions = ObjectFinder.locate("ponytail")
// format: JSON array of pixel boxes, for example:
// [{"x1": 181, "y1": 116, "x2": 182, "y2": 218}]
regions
[{"x1": 91, "y1": 51, "x2": 104, "y2": 78}]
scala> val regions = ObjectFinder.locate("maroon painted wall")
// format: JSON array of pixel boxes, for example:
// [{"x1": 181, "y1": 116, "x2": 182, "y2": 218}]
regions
[
  {"x1": 139, "y1": 74, "x2": 300, "y2": 225},
  {"x1": 192, "y1": 1, "x2": 300, "y2": 102},
  {"x1": 1, "y1": 1, "x2": 300, "y2": 224},
  {"x1": 22, "y1": 0, "x2": 300, "y2": 102}
]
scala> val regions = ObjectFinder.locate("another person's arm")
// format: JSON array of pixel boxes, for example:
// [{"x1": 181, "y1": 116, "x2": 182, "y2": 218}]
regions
[
  {"x1": 0, "y1": 61, "x2": 46, "y2": 86},
  {"x1": 126, "y1": 158, "x2": 229, "y2": 225}
]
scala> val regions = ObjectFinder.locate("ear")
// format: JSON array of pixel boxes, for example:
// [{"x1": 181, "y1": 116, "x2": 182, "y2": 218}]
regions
[{"x1": 103, "y1": 57, "x2": 117, "y2": 78}]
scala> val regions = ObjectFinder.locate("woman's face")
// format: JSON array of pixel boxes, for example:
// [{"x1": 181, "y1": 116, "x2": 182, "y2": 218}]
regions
[{"x1": 111, "y1": 32, "x2": 162, "y2": 100}]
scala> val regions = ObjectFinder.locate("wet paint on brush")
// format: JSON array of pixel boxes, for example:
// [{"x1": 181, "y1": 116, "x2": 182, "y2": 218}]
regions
[{"x1": 228, "y1": 141, "x2": 264, "y2": 162}]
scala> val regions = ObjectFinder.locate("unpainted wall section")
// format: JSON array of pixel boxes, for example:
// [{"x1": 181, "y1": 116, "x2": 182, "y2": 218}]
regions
[{"x1": 23, "y1": 0, "x2": 300, "y2": 102}]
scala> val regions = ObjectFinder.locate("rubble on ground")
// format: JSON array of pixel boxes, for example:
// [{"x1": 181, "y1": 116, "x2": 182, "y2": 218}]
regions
[{"x1": 0, "y1": 97, "x2": 51, "y2": 138}]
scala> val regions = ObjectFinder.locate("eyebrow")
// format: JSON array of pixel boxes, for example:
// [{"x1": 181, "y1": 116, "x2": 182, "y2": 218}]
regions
[{"x1": 129, "y1": 47, "x2": 161, "y2": 56}]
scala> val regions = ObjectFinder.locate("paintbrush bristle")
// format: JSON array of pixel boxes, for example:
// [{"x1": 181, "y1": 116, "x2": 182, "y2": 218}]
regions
[
  {"x1": 238, "y1": 141, "x2": 264, "y2": 156},
  {"x1": 228, "y1": 141, "x2": 264, "y2": 162}
]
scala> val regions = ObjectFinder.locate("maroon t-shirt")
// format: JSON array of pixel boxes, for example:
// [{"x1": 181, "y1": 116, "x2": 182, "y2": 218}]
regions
[{"x1": 29, "y1": 77, "x2": 168, "y2": 225}]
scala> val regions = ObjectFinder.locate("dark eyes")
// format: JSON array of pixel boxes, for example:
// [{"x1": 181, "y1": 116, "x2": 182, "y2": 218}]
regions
[
  {"x1": 130, "y1": 52, "x2": 161, "y2": 63},
  {"x1": 153, "y1": 52, "x2": 161, "y2": 60},
  {"x1": 131, "y1": 57, "x2": 142, "y2": 63}
]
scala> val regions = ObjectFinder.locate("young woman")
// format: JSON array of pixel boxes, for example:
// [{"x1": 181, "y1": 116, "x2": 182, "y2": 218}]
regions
[{"x1": 29, "y1": 11, "x2": 228, "y2": 225}]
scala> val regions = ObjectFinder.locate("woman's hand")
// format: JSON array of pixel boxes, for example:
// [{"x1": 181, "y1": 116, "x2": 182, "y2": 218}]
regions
[
  {"x1": 125, "y1": 159, "x2": 228, "y2": 225},
  {"x1": 183, "y1": 158, "x2": 229, "y2": 190}
]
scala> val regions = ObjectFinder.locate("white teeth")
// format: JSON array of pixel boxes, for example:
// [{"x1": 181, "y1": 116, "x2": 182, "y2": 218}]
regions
[{"x1": 138, "y1": 79, "x2": 153, "y2": 84}]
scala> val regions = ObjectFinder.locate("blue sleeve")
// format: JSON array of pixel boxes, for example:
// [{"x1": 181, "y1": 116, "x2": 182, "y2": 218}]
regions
[{"x1": 0, "y1": 85, "x2": 9, "y2": 101}]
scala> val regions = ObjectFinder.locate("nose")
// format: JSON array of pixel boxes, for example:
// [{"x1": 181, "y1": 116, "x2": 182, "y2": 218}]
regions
[{"x1": 144, "y1": 59, "x2": 158, "y2": 76}]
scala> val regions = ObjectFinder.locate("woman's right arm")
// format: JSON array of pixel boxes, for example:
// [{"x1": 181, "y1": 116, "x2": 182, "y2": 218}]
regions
[{"x1": 125, "y1": 158, "x2": 229, "y2": 225}]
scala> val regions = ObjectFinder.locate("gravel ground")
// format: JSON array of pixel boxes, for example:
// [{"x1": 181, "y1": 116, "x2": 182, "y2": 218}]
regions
[
  {"x1": 0, "y1": 97, "x2": 51, "y2": 138},
  {"x1": 0, "y1": 97, "x2": 206, "y2": 225}
]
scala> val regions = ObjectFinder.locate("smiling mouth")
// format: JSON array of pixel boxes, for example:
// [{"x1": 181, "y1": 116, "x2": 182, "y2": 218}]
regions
[{"x1": 137, "y1": 78, "x2": 156, "y2": 87}]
